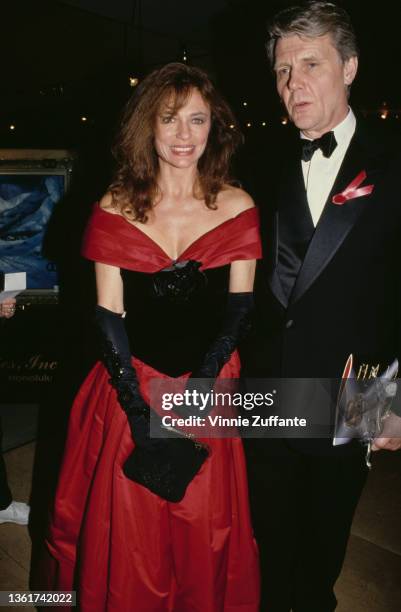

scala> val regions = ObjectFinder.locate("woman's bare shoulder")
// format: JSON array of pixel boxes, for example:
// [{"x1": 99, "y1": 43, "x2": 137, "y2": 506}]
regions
[
  {"x1": 99, "y1": 192, "x2": 120, "y2": 214},
  {"x1": 217, "y1": 185, "x2": 255, "y2": 216}
]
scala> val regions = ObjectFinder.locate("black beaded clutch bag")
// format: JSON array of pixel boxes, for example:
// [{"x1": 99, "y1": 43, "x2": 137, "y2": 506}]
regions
[{"x1": 123, "y1": 430, "x2": 210, "y2": 503}]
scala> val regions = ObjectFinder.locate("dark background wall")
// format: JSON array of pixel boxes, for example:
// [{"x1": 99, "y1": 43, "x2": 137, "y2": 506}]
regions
[{"x1": 2, "y1": 0, "x2": 401, "y2": 152}]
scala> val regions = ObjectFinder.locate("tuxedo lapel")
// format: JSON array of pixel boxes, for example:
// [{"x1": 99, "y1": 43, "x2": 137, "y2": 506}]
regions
[
  {"x1": 266, "y1": 158, "x2": 309, "y2": 308},
  {"x1": 267, "y1": 211, "x2": 288, "y2": 307},
  {"x1": 291, "y1": 126, "x2": 383, "y2": 304}
]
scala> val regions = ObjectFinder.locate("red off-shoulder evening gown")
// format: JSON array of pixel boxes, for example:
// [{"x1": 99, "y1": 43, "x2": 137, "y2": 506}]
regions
[{"x1": 42, "y1": 204, "x2": 261, "y2": 611}]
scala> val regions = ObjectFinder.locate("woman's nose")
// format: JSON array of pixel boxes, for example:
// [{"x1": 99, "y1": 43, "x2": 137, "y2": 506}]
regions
[{"x1": 176, "y1": 120, "x2": 191, "y2": 139}]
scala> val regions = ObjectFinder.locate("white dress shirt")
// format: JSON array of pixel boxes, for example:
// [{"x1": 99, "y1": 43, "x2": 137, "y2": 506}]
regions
[{"x1": 301, "y1": 109, "x2": 356, "y2": 226}]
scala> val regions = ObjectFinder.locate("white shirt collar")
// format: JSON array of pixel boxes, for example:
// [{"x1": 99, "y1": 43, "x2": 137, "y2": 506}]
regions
[
  {"x1": 300, "y1": 108, "x2": 356, "y2": 144},
  {"x1": 332, "y1": 108, "x2": 356, "y2": 148}
]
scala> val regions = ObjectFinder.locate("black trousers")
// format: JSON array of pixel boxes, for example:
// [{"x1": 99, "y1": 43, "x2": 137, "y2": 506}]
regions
[
  {"x1": 245, "y1": 439, "x2": 368, "y2": 612},
  {"x1": 0, "y1": 419, "x2": 12, "y2": 510}
]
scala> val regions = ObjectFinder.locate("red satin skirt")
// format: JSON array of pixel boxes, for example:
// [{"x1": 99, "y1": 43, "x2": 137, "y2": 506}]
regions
[{"x1": 41, "y1": 354, "x2": 260, "y2": 611}]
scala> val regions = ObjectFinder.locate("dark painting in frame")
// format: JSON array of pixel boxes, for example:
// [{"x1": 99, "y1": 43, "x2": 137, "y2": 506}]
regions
[
  {"x1": 0, "y1": 149, "x2": 74, "y2": 294},
  {"x1": 0, "y1": 150, "x2": 74, "y2": 404}
]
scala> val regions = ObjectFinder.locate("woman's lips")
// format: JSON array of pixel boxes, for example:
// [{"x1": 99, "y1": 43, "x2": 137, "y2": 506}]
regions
[{"x1": 170, "y1": 145, "x2": 196, "y2": 156}]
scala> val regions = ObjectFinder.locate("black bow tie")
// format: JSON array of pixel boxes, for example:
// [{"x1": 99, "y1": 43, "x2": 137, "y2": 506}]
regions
[{"x1": 301, "y1": 131, "x2": 337, "y2": 162}]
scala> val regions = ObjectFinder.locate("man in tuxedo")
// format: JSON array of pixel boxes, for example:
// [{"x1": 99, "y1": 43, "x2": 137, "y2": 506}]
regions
[{"x1": 243, "y1": 1, "x2": 401, "y2": 610}]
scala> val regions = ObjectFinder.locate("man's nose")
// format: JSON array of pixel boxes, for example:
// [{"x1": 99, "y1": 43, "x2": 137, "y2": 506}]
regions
[{"x1": 287, "y1": 68, "x2": 302, "y2": 91}]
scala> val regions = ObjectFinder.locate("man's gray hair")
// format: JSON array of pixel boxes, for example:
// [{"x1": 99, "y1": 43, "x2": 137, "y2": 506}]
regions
[{"x1": 266, "y1": 1, "x2": 359, "y2": 66}]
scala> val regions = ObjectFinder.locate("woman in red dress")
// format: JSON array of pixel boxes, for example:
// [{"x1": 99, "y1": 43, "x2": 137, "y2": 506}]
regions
[{"x1": 42, "y1": 63, "x2": 261, "y2": 611}]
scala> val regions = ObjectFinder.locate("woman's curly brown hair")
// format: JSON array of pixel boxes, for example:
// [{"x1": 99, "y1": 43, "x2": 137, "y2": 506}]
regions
[{"x1": 109, "y1": 62, "x2": 243, "y2": 222}]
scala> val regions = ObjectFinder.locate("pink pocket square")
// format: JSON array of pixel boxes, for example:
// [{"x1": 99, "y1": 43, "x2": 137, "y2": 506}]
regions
[{"x1": 332, "y1": 170, "x2": 374, "y2": 205}]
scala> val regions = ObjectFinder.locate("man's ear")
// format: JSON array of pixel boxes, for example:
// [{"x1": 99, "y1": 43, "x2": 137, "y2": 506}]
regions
[{"x1": 344, "y1": 56, "x2": 358, "y2": 86}]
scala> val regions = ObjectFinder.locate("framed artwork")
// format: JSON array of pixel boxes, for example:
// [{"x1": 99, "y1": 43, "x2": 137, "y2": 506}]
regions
[
  {"x1": 0, "y1": 150, "x2": 74, "y2": 403},
  {"x1": 0, "y1": 150, "x2": 74, "y2": 293}
]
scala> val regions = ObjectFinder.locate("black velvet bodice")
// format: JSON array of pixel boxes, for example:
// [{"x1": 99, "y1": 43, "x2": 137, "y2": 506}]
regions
[{"x1": 121, "y1": 263, "x2": 230, "y2": 377}]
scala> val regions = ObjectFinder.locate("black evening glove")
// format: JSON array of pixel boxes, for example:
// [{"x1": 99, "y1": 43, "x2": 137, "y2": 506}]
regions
[
  {"x1": 95, "y1": 305, "x2": 209, "y2": 502},
  {"x1": 192, "y1": 292, "x2": 254, "y2": 378},
  {"x1": 176, "y1": 292, "x2": 254, "y2": 417}
]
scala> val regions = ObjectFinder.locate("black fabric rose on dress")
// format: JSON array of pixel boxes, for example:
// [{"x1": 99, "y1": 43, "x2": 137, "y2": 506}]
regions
[{"x1": 152, "y1": 260, "x2": 207, "y2": 302}]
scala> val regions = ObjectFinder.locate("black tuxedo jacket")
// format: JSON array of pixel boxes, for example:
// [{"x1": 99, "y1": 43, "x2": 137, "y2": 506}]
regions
[{"x1": 241, "y1": 120, "x2": 401, "y2": 451}]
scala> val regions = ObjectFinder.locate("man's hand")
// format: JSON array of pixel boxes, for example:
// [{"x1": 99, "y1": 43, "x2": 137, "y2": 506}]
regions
[
  {"x1": 371, "y1": 412, "x2": 401, "y2": 451},
  {"x1": 0, "y1": 298, "x2": 16, "y2": 319}
]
